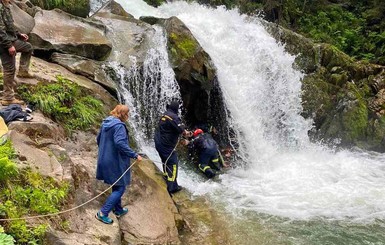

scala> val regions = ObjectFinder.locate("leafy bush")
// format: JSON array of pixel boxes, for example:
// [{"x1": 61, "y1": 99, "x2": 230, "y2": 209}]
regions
[
  {"x1": 0, "y1": 233, "x2": 15, "y2": 245},
  {"x1": 298, "y1": 5, "x2": 368, "y2": 60},
  {"x1": 0, "y1": 157, "x2": 18, "y2": 183},
  {"x1": 19, "y1": 76, "x2": 104, "y2": 133},
  {"x1": 0, "y1": 141, "x2": 17, "y2": 183},
  {"x1": 0, "y1": 141, "x2": 69, "y2": 244}
]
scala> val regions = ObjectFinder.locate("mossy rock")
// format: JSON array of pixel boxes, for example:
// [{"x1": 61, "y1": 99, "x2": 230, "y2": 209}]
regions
[
  {"x1": 301, "y1": 72, "x2": 337, "y2": 129},
  {"x1": 159, "y1": 16, "x2": 218, "y2": 125},
  {"x1": 318, "y1": 83, "x2": 370, "y2": 147},
  {"x1": 142, "y1": 0, "x2": 166, "y2": 7},
  {"x1": 169, "y1": 32, "x2": 198, "y2": 62},
  {"x1": 320, "y1": 44, "x2": 354, "y2": 70}
]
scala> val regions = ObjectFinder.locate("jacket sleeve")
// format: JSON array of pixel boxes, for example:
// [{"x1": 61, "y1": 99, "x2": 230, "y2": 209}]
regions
[
  {"x1": 113, "y1": 124, "x2": 138, "y2": 159},
  {"x1": 169, "y1": 115, "x2": 185, "y2": 134},
  {"x1": 192, "y1": 136, "x2": 203, "y2": 150},
  {"x1": 0, "y1": 8, "x2": 12, "y2": 49}
]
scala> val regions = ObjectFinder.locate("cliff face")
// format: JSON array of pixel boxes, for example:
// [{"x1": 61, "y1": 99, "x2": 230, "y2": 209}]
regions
[{"x1": 265, "y1": 21, "x2": 385, "y2": 152}]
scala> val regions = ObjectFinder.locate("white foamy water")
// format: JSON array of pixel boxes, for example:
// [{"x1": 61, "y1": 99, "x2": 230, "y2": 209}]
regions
[{"x1": 115, "y1": 0, "x2": 385, "y2": 221}]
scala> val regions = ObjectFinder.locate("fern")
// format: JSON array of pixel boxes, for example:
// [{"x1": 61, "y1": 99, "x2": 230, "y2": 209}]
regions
[
  {"x1": 19, "y1": 76, "x2": 104, "y2": 134},
  {"x1": 0, "y1": 157, "x2": 18, "y2": 183},
  {"x1": 0, "y1": 233, "x2": 15, "y2": 245}
]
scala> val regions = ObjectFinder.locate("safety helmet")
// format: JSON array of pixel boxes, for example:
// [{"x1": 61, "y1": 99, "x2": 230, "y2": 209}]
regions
[{"x1": 193, "y1": 128, "x2": 203, "y2": 137}]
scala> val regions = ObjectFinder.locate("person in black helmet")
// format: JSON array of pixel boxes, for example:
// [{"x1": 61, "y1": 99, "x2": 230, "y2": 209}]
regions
[{"x1": 154, "y1": 100, "x2": 189, "y2": 194}]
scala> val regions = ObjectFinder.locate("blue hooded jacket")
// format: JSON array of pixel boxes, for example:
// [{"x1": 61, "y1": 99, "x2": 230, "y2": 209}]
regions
[{"x1": 96, "y1": 116, "x2": 138, "y2": 186}]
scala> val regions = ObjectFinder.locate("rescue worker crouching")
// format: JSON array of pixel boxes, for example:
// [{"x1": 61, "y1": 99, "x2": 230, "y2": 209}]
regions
[
  {"x1": 154, "y1": 100, "x2": 189, "y2": 194},
  {"x1": 186, "y1": 128, "x2": 221, "y2": 179}
]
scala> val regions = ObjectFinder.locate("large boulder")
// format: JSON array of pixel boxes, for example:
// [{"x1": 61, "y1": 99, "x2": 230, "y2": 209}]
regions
[
  {"x1": 22, "y1": 56, "x2": 117, "y2": 112},
  {"x1": 122, "y1": 160, "x2": 181, "y2": 244},
  {"x1": 10, "y1": 1, "x2": 35, "y2": 34},
  {"x1": 8, "y1": 126, "x2": 65, "y2": 181},
  {"x1": 95, "y1": 0, "x2": 133, "y2": 18},
  {"x1": 265, "y1": 21, "x2": 385, "y2": 152},
  {"x1": 92, "y1": 2, "x2": 155, "y2": 67},
  {"x1": 49, "y1": 130, "x2": 182, "y2": 244},
  {"x1": 51, "y1": 52, "x2": 117, "y2": 97},
  {"x1": 30, "y1": 9, "x2": 112, "y2": 60}
]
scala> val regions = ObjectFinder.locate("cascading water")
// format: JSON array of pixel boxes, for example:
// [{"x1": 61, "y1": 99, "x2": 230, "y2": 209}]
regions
[
  {"x1": 89, "y1": 0, "x2": 110, "y2": 16},
  {"x1": 114, "y1": 0, "x2": 385, "y2": 243},
  {"x1": 107, "y1": 25, "x2": 181, "y2": 164}
]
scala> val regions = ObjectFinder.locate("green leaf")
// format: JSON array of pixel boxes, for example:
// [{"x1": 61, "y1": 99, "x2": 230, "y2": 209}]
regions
[{"x1": 0, "y1": 233, "x2": 15, "y2": 245}]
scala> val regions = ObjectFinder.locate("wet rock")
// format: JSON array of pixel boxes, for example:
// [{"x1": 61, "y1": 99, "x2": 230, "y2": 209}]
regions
[{"x1": 30, "y1": 9, "x2": 112, "y2": 60}]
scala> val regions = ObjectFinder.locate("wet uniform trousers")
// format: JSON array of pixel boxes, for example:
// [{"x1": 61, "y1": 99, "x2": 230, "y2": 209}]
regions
[
  {"x1": 154, "y1": 111, "x2": 184, "y2": 193},
  {"x1": 157, "y1": 147, "x2": 179, "y2": 192},
  {"x1": 198, "y1": 148, "x2": 220, "y2": 178},
  {"x1": 0, "y1": 3, "x2": 33, "y2": 101},
  {"x1": 192, "y1": 133, "x2": 221, "y2": 178}
]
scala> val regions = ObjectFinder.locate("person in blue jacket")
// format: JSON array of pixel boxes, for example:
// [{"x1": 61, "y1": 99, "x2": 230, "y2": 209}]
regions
[
  {"x1": 95, "y1": 104, "x2": 142, "y2": 224},
  {"x1": 154, "y1": 100, "x2": 189, "y2": 194}
]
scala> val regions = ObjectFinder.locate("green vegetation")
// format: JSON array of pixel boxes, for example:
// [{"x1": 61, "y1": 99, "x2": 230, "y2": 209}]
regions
[
  {"x1": 169, "y1": 32, "x2": 198, "y2": 60},
  {"x1": 196, "y1": 0, "x2": 385, "y2": 65},
  {"x1": 0, "y1": 141, "x2": 69, "y2": 244},
  {"x1": 30, "y1": 0, "x2": 90, "y2": 17},
  {"x1": 0, "y1": 231, "x2": 15, "y2": 245},
  {"x1": 18, "y1": 76, "x2": 104, "y2": 133},
  {"x1": 341, "y1": 84, "x2": 368, "y2": 142}
]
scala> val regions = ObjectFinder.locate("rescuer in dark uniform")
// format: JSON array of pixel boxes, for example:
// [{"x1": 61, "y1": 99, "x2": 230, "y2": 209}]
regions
[
  {"x1": 154, "y1": 100, "x2": 189, "y2": 194},
  {"x1": 188, "y1": 128, "x2": 221, "y2": 179}
]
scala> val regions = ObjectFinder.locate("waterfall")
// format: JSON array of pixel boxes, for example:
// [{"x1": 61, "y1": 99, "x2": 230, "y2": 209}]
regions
[
  {"x1": 107, "y1": 25, "x2": 180, "y2": 146},
  {"x1": 113, "y1": 0, "x2": 385, "y2": 225}
]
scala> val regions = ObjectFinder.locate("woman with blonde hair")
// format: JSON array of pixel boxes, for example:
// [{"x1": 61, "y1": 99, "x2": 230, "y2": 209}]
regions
[{"x1": 95, "y1": 104, "x2": 142, "y2": 224}]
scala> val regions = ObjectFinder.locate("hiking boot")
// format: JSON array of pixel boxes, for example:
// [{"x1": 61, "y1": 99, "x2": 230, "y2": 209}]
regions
[
  {"x1": 169, "y1": 185, "x2": 183, "y2": 194},
  {"x1": 95, "y1": 211, "x2": 113, "y2": 224},
  {"x1": 113, "y1": 208, "x2": 128, "y2": 218},
  {"x1": 1, "y1": 98, "x2": 25, "y2": 106},
  {"x1": 204, "y1": 169, "x2": 216, "y2": 179},
  {"x1": 16, "y1": 71, "x2": 35, "y2": 79}
]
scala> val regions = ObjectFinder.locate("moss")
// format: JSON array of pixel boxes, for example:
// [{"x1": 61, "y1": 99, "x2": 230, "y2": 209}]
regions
[
  {"x1": 341, "y1": 83, "x2": 368, "y2": 142},
  {"x1": 321, "y1": 44, "x2": 354, "y2": 69},
  {"x1": 330, "y1": 73, "x2": 349, "y2": 87},
  {"x1": 359, "y1": 82, "x2": 372, "y2": 97},
  {"x1": 18, "y1": 76, "x2": 104, "y2": 134},
  {"x1": 301, "y1": 73, "x2": 337, "y2": 125},
  {"x1": 368, "y1": 116, "x2": 385, "y2": 146},
  {"x1": 169, "y1": 32, "x2": 198, "y2": 61}
]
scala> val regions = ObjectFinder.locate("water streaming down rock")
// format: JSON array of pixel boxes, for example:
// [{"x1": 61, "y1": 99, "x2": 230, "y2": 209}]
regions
[
  {"x1": 107, "y1": 25, "x2": 181, "y2": 143},
  {"x1": 116, "y1": 0, "x2": 385, "y2": 225},
  {"x1": 89, "y1": 0, "x2": 110, "y2": 16}
]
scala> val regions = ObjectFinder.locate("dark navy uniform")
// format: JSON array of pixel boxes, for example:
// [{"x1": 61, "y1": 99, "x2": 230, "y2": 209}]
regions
[
  {"x1": 191, "y1": 132, "x2": 221, "y2": 178},
  {"x1": 154, "y1": 101, "x2": 185, "y2": 193}
]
